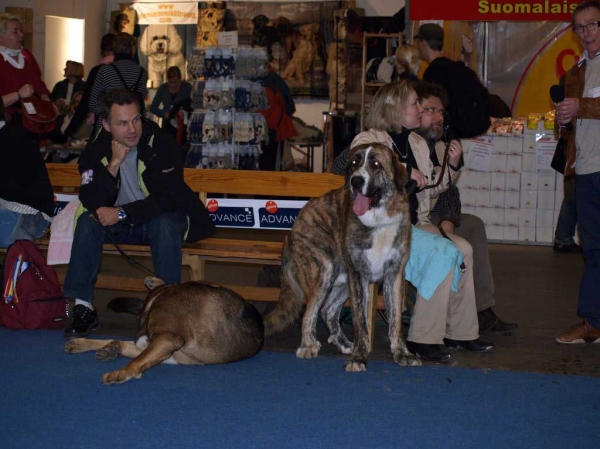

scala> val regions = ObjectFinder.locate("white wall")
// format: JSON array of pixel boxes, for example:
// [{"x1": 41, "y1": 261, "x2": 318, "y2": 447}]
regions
[{"x1": 44, "y1": 16, "x2": 85, "y2": 90}]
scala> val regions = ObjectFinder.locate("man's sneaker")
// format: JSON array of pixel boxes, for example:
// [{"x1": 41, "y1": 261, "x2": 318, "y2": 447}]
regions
[
  {"x1": 64, "y1": 305, "x2": 99, "y2": 338},
  {"x1": 553, "y1": 242, "x2": 582, "y2": 254},
  {"x1": 556, "y1": 320, "x2": 600, "y2": 344},
  {"x1": 478, "y1": 307, "x2": 518, "y2": 335}
]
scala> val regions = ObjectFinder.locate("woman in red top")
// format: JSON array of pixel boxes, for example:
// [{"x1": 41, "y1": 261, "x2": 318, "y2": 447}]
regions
[{"x1": 0, "y1": 14, "x2": 51, "y2": 123}]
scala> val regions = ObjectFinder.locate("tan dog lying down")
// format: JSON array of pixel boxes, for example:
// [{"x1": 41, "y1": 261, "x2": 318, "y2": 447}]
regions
[{"x1": 64, "y1": 278, "x2": 264, "y2": 385}]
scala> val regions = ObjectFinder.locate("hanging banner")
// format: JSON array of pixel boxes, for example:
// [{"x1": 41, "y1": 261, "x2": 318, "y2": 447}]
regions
[
  {"x1": 132, "y1": 2, "x2": 198, "y2": 25},
  {"x1": 410, "y1": 0, "x2": 585, "y2": 22}
]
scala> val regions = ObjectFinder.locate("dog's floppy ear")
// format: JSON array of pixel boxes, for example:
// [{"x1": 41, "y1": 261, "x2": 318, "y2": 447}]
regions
[
  {"x1": 392, "y1": 152, "x2": 409, "y2": 192},
  {"x1": 145, "y1": 277, "x2": 166, "y2": 290},
  {"x1": 167, "y1": 25, "x2": 183, "y2": 53}
]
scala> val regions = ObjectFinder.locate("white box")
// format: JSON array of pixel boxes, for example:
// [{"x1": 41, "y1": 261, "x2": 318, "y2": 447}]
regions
[
  {"x1": 519, "y1": 209, "x2": 537, "y2": 227},
  {"x1": 462, "y1": 205, "x2": 475, "y2": 216},
  {"x1": 491, "y1": 154, "x2": 507, "y2": 172},
  {"x1": 505, "y1": 191, "x2": 521, "y2": 209},
  {"x1": 522, "y1": 153, "x2": 537, "y2": 172},
  {"x1": 461, "y1": 189, "x2": 477, "y2": 207},
  {"x1": 505, "y1": 173, "x2": 521, "y2": 191},
  {"x1": 490, "y1": 172, "x2": 506, "y2": 191},
  {"x1": 507, "y1": 137, "x2": 523, "y2": 154},
  {"x1": 504, "y1": 209, "x2": 520, "y2": 226},
  {"x1": 504, "y1": 226, "x2": 519, "y2": 241},
  {"x1": 475, "y1": 207, "x2": 492, "y2": 225},
  {"x1": 457, "y1": 170, "x2": 476, "y2": 189},
  {"x1": 506, "y1": 155, "x2": 522, "y2": 173},
  {"x1": 523, "y1": 134, "x2": 537, "y2": 153},
  {"x1": 489, "y1": 191, "x2": 505, "y2": 209},
  {"x1": 476, "y1": 172, "x2": 491, "y2": 190},
  {"x1": 538, "y1": 171, "x2": 556, "y2": 191},
  {"x1": 489, "y1": 208, "x2": 505, "y2": 225},
  {"x1": 519, "y1": 226, "x2": 536, "y2": 241},
  {"x1": 474, "y1": 190, "x2": 490, "y2": 206},
  {"x1": 520, "y1": 190, "x2": 538, "y2": 209},
  {"x1": 536, "y1": 209, "x2": 554, "y2": 228},
  {"x1": 521, "y1": 172, "x2": 538, "y2": 190},
  {"x1": 536, "y1": 227, "x2": 554, "y2": 243},
  {"x1": 537, "y1": 190, "x2": 555, "y2": 210},
  {"x1": 486, "y1": 225, "x2": 504, "y2": 240},
  {"x1": 491, "y1": 136, "x2": 508, "y2": 154}
]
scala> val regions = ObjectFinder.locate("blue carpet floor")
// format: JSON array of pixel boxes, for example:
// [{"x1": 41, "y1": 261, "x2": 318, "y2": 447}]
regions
[{"x1": 1, "y1": 328, "x2": 598, "y2": 449}]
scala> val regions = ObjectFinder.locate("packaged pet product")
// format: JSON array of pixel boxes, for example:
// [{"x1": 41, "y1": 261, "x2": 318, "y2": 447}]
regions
[
  {"x1": 221, "y1": 78, "x2": 234, "y2": 109},
  {"x1": 217, "y1": 109, "x2": 233, "y2": 142},
  {"x1": 202, "y1": 110, "x2": 216, "y2": 143},
  {"x1": 192, "y1": 80, "x2": 206, "y2": 110},
  {"x1": 221, "y1": 48, "x2": 235, "y2": 77},
  {"x1": 186, "y1": 143, "x2": 203, "y2": 168}
]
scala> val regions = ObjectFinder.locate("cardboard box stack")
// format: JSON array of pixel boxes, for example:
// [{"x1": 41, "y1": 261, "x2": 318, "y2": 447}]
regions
[{"x1": 458, "y1": 114, "x2": 559, "y2": 244}]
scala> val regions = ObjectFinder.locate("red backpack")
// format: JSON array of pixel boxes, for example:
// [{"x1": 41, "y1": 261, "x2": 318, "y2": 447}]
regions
[{"x1": 1, "y1": 240, "x2": 65, "y2": 330}]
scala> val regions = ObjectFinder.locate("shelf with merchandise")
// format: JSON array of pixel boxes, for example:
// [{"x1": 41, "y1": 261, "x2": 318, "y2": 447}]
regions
[{"x1": 185, "y1": 46, "x2": 271, "y2": 170}]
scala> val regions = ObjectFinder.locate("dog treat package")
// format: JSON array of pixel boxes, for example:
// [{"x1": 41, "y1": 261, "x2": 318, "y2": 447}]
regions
[
  {"x1": 187, "y1": 111, "x2": 205, "y2": 143},
  {"x1": 221, "y1": 78, "x2": 234, "y2": 109},
  {"x1": 221, "y1": 48, "x2": 235, "y2": 77},
  {"x1": 202, "y1": 110, "x2": 216, "y2": 143},
  {"x1": 253, "y1": 114, "x2": 268, "y2": 144},
  {"x1": 235, "y1": 48, "x2": 268, "y2": 78},
  {"x1": 187, "y1": 48, "x2": 206, "y2": 79},
  {"x1": 217, "y1": 109, "x2": 233, "y2": 142},
  {"x1": 191, "y1": 80, "x2": 206, "y2": 109}
]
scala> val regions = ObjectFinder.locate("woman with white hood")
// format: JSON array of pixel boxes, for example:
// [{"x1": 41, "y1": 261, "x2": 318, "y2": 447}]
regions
[{"x1": 0, "y1": 14, "x2": 51, "y2": 125}]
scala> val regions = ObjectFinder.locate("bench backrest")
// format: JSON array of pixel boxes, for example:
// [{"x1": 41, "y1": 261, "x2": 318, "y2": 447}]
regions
[{"x1": 46, "y1": 164, "x2": 345, "y2": 199}]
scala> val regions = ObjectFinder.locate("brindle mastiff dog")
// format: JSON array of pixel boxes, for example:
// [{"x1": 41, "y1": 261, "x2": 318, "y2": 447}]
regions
[
  {"x1": 64, "y1": 278, "x2": 264, "y2": 385},
  {"x1": 264, "y1": 143, "x2": 420, "y2": 372}
]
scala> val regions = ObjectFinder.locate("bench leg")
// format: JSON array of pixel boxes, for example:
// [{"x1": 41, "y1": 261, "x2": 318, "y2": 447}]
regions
[{"x1": 182, "y1": 254, "x2": 205, "y2": 282}]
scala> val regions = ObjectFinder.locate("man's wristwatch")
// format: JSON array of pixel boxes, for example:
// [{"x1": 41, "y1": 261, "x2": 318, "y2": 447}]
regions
[{"x1": 118, "y1": 209, "x2": 128, "y2": 222}]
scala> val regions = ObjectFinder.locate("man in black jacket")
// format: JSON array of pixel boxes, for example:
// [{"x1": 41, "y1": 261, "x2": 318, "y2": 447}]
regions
[{"x1": 63, "y1": 88, "x2": 215, "y2": 338}]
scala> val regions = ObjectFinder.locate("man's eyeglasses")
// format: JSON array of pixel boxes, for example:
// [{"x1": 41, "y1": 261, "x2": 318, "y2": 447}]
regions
[
  {"x1": 422, "y1": 106, "x2": 447, "y2": 118},
  {"x1": 573, "y1": 21, "x2": 600, "y2": 34}
]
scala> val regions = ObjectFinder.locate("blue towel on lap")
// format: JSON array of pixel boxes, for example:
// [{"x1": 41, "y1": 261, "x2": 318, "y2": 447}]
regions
[{"x1": 405, "y1": 226, "x2": 464, "y2": 300}]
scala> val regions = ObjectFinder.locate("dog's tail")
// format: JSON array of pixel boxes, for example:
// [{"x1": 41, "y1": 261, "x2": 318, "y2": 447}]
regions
[
  {"x1": 106, "y1": 297, "x2": 145, "y2": 315},
  {"x1": 264, "y1": 262, "x2": 304, "y2": 337}
]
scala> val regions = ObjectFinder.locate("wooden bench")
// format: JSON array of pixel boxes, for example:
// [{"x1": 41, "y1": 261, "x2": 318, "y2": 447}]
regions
[{"x1": 18, "y1": 164, "x2": 388, "y2": 337}]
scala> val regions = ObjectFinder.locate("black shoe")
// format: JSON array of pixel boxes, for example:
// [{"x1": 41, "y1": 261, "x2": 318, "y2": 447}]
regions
[
  {"x1": 64, "y1": 305, "x2": 99, "y2": 338},
  {"x1": 443, "y1": 338, "x2": 495, "y2": 352},
  {"x1": 406, "y1": 341, "x2": 452, "y2": 362},
  {"x1": 553, "y1": 242, "x2": 582, "y2": 254},
  {"x1": 478, "y1": 308, "x2": 518, "y2": 335}
]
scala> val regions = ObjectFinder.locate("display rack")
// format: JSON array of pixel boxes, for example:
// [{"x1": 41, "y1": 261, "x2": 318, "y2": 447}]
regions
[
  {"x1": 185, "y1": 46, "x2": 270, "y2": 170},
  {"x1": 360, "y1": 33, "x2": 400, "y2": 131}
]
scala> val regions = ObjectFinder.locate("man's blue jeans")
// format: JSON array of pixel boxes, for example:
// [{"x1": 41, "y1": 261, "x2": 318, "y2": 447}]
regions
[
  {"x1": 555, "y1": 176, "x2": 578, "y2": 246},
  {"x1": 63, "y1": 211, "x2": 188, "y2": 303},
  {"x1": 576, "y1": 172, "x2": 600, "y2": 330}
]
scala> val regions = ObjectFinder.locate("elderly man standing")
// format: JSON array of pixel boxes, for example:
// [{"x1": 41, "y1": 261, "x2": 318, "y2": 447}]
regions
[
  {"x1": 414, "y1": 81, "x2": 517, "y2": 335},
  {"x1": 555, "y1": 0, "x2": 600, "y2": 344}
]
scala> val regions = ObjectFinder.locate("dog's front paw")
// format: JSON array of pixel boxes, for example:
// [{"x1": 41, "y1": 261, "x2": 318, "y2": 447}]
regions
[
  {"x1": 296, "y1": 342, "x2": 321, "y2": 359},
  {"x1": 96, "y1": 341, "x2": 122, "y2": 361},
  {"x1": 102, "y1": 369, "x2": 141, "y2": 385},
  {"x1": 344, "y1": 359, "x2": 367, "y2": 372},
  {"x1": 64, "y1": 338, "x2": 88, "y2": 354},
  {"x1": 395, "y1": 354, "x2": 422, "y2": 367}
]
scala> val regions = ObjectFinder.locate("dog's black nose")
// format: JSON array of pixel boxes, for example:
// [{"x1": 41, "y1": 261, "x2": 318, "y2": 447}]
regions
[{"x1": 351, "y1": 176, "x2": 365, "y2": 191}]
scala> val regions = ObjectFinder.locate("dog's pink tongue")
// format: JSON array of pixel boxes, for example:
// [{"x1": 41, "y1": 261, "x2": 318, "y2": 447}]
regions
[{"x1": 353, "y1": 193, "x2": 371, "y2": 216}]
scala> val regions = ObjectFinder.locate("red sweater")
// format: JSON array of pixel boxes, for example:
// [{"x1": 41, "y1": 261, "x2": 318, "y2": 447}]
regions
[{"x1": 0, "y1": 48, "x2": 50, "y2": 116}]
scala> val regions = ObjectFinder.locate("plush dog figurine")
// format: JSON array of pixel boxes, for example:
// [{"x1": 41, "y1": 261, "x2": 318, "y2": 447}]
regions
[{"x1": 139, "y1": 25, "x2": 186, "y2": 87}]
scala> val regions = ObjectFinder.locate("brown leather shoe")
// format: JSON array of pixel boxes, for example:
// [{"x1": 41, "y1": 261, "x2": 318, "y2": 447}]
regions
[{"x1": 556, "y1": 320, "x2": 600, "y2": 344}]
